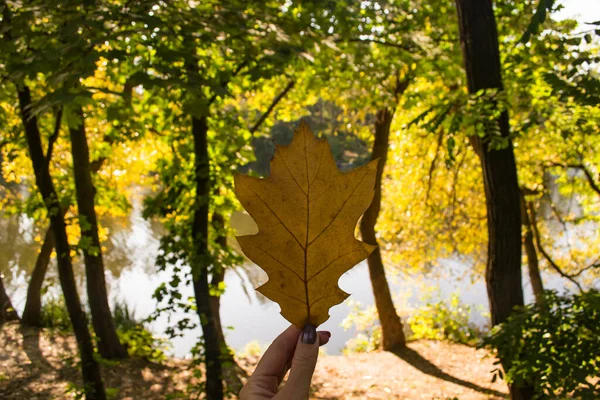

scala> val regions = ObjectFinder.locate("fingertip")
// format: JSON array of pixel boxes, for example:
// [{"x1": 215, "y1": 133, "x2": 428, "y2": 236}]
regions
[{"x1": 318, "y1": 331, "x2": 331, "y2": 346}]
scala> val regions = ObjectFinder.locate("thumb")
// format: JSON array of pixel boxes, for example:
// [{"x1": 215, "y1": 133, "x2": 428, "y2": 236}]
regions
[{"x1": 277, "y1": 324, "x2": 319, "y2": 400}]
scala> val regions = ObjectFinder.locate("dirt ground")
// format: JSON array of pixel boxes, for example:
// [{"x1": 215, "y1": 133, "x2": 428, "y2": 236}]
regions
[{"x1": 0, "y1": 322, "x2": 508, "y2": 399}]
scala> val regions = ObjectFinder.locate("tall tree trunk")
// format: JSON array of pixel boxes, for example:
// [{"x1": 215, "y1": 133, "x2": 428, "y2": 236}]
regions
[
  {"x1": 210, "y1": 211, "x2": 246, "y2": 393},
  {"x1": 520, "y1": 194, "x2": 544, "y2": 303},
  {"x1": 0, "y1": 273, "x2": 19, "y2": 324},
  {"x1": 455, "y1": 1, "x2": 533, "y2": 399},
  {"x1": 210, "y1": 212, "x2": 230, "y2": 350},
  {"x1": 209, "y1": 273, "x2": 226, "y2": 347},
  {"x1": 191, "y1": 115, "x2": 223, "y2": 400},
  {"x1": 68, "y1": 106, "x2": 127, "y2": 359},
  {"x1": 360, "y1": 106, "x2": 406, "y2": 351},
  {"x1": 21, "y1": 228, "x2": 55, "y2": 326},
  {"x1": 17, "y1": 84, "x2": 106, "y2": 400},
  {"x1": 22, "y1": 147, "x2": 110, "y2": 327}
]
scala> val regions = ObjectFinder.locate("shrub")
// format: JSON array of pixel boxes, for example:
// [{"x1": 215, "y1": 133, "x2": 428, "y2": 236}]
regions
[
  {"x1": 40, "y1": 296, "x2": 72, "y2": 332},
  {"x1": 341, "y1": 302, "x2": 383, "y2": 354},
  {"x1": 407, "y1": 292, "x2": 485, "y2": 345},
  {"x1": 40, "y1": 297, "x2": 167, "y2": 362},
  {"x1": 482, "y1": 290, "x2": 600, "y2": 399},
  {"x1": 342, "y1": 289, "x2": 485, "y2": 353},
  {"x1": 113, "y1": 300, "x2": 169, "y2": 362}
]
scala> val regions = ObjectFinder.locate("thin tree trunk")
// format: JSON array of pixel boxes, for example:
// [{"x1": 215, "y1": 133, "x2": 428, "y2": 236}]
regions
[
  {"x1": 520, "y1": 194, "x2": 544, "y2": 303},
  {"x1": 360, "y1": 106, "x2": 406, "y2": 351},
  {"x1": 17, "y1": 84, "x2": 106, "y2": 400},
  {"x1": 209, "y1": 276, "x2": 226, "y2": 348},
  {"x1": 0, "y1": 273, "x2": 19, "y2": 324},
  {"x1": 22, "y1": 147, "x2": 110, "y2": 327},
  {"x1": 210, "y1": 211, "x2": 246, "y2": 393},
  {"x1": 21, "y1": 227, "x2": 55, "y2": 326},
  {"x1": 210, "y1": 212, "x2": 229, "y2": 349},
  {"x1": 68, "y1": 106, "x2": 127, "y2": 359},
  {"x1": 455, "y1": 1, "x2": 533, "y2": 399},
  {"x1": 191, "y1": 115, "x2": 223, "y2": 400}
]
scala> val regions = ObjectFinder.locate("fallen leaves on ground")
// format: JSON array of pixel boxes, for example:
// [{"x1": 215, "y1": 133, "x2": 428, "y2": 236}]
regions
[{"x1": 1, "y1": 322, "x2": 508, "y2": 399}]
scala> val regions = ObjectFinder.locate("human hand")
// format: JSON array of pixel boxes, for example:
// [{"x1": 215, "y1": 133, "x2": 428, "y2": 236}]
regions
[{"x1": 239, "y1": 324, "x2": 330, "y2": 400}]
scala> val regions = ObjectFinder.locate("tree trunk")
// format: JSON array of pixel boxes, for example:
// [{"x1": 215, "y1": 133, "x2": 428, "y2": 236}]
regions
[
  {"x1": 455, "y1": 1, "x2": 532, "y2": 399},
  {"x1": 191, "y1": 115, "x2": 224, "y2": 400},
  {"x1": 21, "y1": 227, "x2": 55, "y2": 326},
  {"x1": 22, "y1": 143, "x2": 110, "y2": 327},
  {"x1": 210, "y1": 211, "x2": 246, "y2": 393},
  {"x1": 68, "y1": 106, "x2": 127, "y2": 359},
  {"x1": 520, "y1": 194, "x2": 544, "y2": 303},
  {"x1": 359, "y1": 107, "x2": 406, "y2": 351},
  {"x1": 17, "y1": 84, "x2": 106, "y2": 400},
  {"x1": 0, "y1": 273, "x2": 19, "y2": 324},
  {"x1": 210, "y1": 212, "x2": 229, "y2": 349}
]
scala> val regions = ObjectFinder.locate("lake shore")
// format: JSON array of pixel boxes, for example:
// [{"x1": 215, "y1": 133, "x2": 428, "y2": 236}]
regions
[{"x1": 0, "y1": 322, "x2": 507, "y2": 399}]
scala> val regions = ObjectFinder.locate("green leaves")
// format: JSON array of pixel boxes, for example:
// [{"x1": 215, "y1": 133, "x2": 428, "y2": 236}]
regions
[
  {"x1": 483, "y1": 290, "x2": 600, "y2": 398},
  {"x1": 519, "y1": 0, "x2": 557, "y2": 44}
]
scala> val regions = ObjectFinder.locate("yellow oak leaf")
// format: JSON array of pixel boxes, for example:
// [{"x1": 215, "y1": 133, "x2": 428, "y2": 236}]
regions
[{"x1": 234, "y1": 121, "x2": 377, "y2": 327}]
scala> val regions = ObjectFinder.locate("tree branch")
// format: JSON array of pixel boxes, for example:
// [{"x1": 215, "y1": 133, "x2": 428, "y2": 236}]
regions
[
  {"x1": 45, "y1": 107, "x2": 62, "y2": 168},
  {"x1": 577, "y1": 164, "x2": 600, "y2": 197},
  {"x1": 569, "y1": 260, "x2": 600, "y2": 278},
  {"x1": 208, "y1": 60, "x2": 250, "y2": 106},
  {"x1": 547, "y1": 161, "x2": 600, "y2": 197},
  {"x1": 520, "y1": 185, "x2": 542, "y2": 196},
  {"x1": 527, "y1": 200, "x2": 583, "y2": 291},
  {"x1": 249, "y1": 79, "x2": 295, "y2": 134},
  {"x1": 425, "y1": 128, "x2": 444, "y2": 206},
  {"x1": 339, "y1": 38, "x2": 416, "y2": 52}
]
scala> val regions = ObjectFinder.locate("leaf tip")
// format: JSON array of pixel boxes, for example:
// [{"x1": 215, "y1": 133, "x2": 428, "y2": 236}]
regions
[{"x1": 368, "y1": 158, "x2": 381, "y2": 171}]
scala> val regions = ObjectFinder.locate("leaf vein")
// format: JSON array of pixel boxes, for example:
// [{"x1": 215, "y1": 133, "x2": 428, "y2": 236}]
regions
[
  {"x1": 253, "y1": 246, "x2": 304, "y2": 283},
  {"x1": 307, "y1": 170, "x2": 370, "y2": 247},
  {"x1": 307, "y1": 249, "x2": 364, "y2": 283},
  {"x1": 239, "y1": 179, "x2": 305, "y2": 250},
  {"x1": 276, "y1": 146, "x2": 307, "y2": 196}
]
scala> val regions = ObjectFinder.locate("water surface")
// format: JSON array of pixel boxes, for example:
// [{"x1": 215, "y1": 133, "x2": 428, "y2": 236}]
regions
[{"x1": 1, "y1": 203, "x2": 583, "y2": 357}]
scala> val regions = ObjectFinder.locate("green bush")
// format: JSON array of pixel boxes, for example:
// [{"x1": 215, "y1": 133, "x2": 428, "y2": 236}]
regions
[
  {"x1": 112, "y1": 300, "x2": 141, "y2": 331},
  {"x1": 40, "y1": 296, "x2": 72, "y2": 332},
  {"x1": 342, "y1": 290, "x2": 485, "y2": 353},
  {"x1": 113, "y1": 300, "x2": 169, "y2": 363},
  {"x1": 341, "y1": 302, "x2": 383, "y2": 354},
  {"x1": 40, "y1": 297, "x2": 167, "y2": 362},
  {"x1": 482, "y1": 290, "x2": 600, "y2": 399},
  {"x1": 408, "y1": 292, "x2": 484, "y2": 345}
]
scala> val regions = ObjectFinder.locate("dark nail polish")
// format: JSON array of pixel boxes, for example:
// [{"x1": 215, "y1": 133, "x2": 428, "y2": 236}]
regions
[
  {"x1": 302, "y1": 324, "x2": 317, "y2": 344},
  {"x1": 323, "y1": 331, "x2": 331, "y2": 337}
]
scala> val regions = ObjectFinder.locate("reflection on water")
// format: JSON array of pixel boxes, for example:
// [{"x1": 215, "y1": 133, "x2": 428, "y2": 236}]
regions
[{"x1": 0, "y1": 199, "x2": 587, "y2": 357}]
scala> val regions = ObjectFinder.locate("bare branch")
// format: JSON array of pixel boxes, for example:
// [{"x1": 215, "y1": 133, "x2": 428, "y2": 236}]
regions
[
  {"x1": 527, "y1": 200, "x2": 583, "y2": 291},
  {"x1": 578, "y1": 164, "x2": 600, "y2": 197},
  {"x1": 45, "y1": 107, "x2": 62, "y2": 168},
  {"x1": 339, "y1": 38, "x2": 416, "y2": 52},
  {"x1": 546, "y1": 161, "x2": 600, "y2": 197},
  {"x1": 249, "y1": 80, "x2": 295, "y2": 135},
  {"x1": 449, "y1": 147, "x2": 467, "y2": 224},
  {"x1": 85, "y1": 86, "x2": 126, "y2": 97},
  {"x1": 425, "y1": 128, "x2": 444, "y2": 206},
  {"x1": 569, "y1": 260, "x2": 600, "y2": 278}
]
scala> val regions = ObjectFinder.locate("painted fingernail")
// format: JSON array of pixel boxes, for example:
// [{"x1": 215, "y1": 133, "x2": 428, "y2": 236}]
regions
[
  {"x1": 302, "y1": 324, "x2": 317, "y2": 344},
  {"x1": 321, "y1": 331, "x2": 331, "y2": 337}
]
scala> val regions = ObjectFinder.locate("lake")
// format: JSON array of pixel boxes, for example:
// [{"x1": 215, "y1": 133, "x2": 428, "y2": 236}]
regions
[{"x1": 0, "y1": 199, "x2": 584, "y2": 357}]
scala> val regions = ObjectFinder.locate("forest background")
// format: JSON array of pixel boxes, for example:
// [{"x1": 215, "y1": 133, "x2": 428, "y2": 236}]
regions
[{"x1": 0, "y1": 0, "x2": 599, "y2": 399}]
